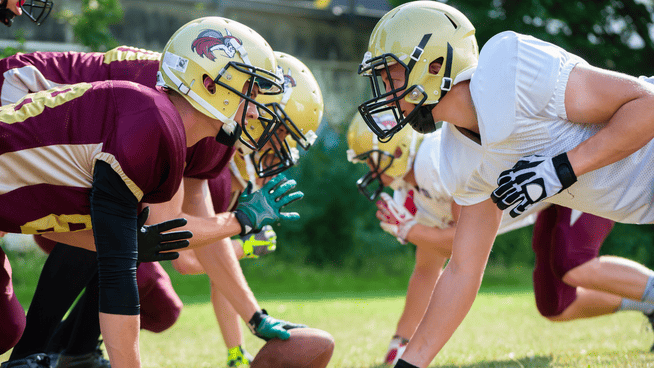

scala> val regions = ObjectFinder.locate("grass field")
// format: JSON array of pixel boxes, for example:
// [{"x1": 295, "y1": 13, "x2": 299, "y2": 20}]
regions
[{"x1": 4, "y1": 245, "x2": 654, "y2": 367}]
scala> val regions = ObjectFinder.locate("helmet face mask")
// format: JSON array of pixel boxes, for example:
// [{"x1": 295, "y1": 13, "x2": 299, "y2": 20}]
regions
[
  {"x1": 353, "y1": 149, "x2": 395, "y2": 202},
  {"x1": 358, "y1": 52, "x2": 429, "y2": 142},
  {"x1": 244, "y1": 51, "x2": 323, "y2": 177},
  {"x1": 21, "y1": 0, "x2": 53, "y2": 25},
  {"x1": 223, "y1": 67, "x2": 283, "y2": 150}
]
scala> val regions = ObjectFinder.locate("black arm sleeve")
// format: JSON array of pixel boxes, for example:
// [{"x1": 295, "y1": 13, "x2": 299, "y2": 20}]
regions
[{"x1": 90, "y1": 160, "x2": 140, "y2": 315}]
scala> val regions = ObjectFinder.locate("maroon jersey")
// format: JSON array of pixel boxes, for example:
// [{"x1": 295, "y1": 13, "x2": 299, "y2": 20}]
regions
[
  {"x1": 0, "y1": 47, "x2": 234, "y2": 179},
  {"x1": 0, "y1": 80, "x2": 186, "y2": 234}
]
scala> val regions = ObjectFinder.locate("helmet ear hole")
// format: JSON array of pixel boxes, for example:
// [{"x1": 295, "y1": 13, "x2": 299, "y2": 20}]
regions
[
  {"x1": 394, "y1": 147, "x2": 403, "y2": 158},
  {"x1": 429, "y1": 57, "x2": 443, "y2": 75},
  {"x1": 203, "y1": 74, "x2": 216, "y2": 94}
]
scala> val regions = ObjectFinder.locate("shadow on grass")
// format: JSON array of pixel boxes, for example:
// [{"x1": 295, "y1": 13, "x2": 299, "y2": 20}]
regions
[{"x1": 359, "y1": 355, "x2": 553, "y2": 368}]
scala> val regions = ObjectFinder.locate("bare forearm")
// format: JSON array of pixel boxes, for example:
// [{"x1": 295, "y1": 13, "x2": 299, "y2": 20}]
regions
[
  {"x1": 406, "y1": 224, "x2": 455, "y2": 258},
  {"x1": 99, "y1": 313, "x2": 140, "y2": 368},
  {"x1": 567, "y1": 98, "x2": 654, "y2": 176},
  {"x1": 401, "y1": 262, "x2": 483, "y2": 366},
  {"x1": 565, "y1": 65, "x2": 654, "y2": 177},
  {"x1": 193, "y1": 237, "x2": 259, "y2": 321},
  {"x1": 42, "y1": 230, "x2": 96, "y2": 251}
]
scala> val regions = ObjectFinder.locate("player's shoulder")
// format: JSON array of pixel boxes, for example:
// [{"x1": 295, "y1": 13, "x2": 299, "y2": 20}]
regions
[{"x1": 103, "y1": 46, "x2": 161, "y2": 64}]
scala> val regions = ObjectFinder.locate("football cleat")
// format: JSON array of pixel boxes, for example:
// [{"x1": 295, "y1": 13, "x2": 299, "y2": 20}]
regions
[
  {"x1": 55, "y1": 341, "x2": 110, "y2": 368},
  {"x1": 226, "y1": 346, "x2": 253, "y2": 367},
  {"x1": 0, "y1": 353, "x2": 53, "y2": 368},
  {"x1": 384, "y1": 336, "x2": 409, "y2": 366}
]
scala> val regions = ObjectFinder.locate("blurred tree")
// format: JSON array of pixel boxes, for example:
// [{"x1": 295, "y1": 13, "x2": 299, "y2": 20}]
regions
[
  {"x1": 62, "y1": 0, "x2": 123, "y2": 51},
  {"x1": 388, "y1": 0, "x2": 654, "y2": 76}
]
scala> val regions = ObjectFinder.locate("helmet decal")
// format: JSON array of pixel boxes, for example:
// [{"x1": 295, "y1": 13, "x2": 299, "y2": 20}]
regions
[
  {"x1": 283, "y1": 69, "x2": 296, "y2": 88},
  {"x1": 192, "y1": 29, "x2": 243, "y2": 61}
]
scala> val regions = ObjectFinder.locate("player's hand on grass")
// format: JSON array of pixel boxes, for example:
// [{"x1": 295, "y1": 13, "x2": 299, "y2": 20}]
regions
[
  {"x1": 376, "y1": 192, "x2": 417, "y2": 245},
  {"x1": 137, "y1": 206, "x2": 192, "y2": 262},
  {"x1": 491, "y1": 153, "x2": 577, "y2": 218},
  {"x1": 248, "y1": 309, "x2": 307, "y2": 341},
  {"x1": 233, "y1": 173, "x2": 303, "y2": 236},
  {"x1": 238, "y1": 225, "x2": 277, "y2": 259}
]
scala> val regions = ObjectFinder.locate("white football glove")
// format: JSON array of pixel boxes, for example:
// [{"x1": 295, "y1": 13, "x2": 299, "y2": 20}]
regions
[
  {"x1": 491, "y1": 153, "x2": 577, "y2": 218},
  {"x1": 377, "y1": 192, "x2": 417, "y2": 245}
]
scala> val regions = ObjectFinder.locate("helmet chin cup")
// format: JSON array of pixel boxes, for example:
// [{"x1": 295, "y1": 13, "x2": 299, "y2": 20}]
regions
[
  {"x1": 407, "y1": 104, "x2": 438, "y2": 134},
  {"x1": 216, "y1": 124, "x2": 242, "y2": 146}
]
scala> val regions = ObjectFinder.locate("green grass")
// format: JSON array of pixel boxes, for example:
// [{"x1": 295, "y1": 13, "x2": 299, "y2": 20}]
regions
[{"x1": 4, "y1": 246, "x2": 654, "y2": 367}]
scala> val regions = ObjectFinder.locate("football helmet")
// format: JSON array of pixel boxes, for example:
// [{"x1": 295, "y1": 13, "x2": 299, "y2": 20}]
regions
[
  {"x1": 157, "y1": 17, "x2": 283, "y2": 149},
  {"x1": 249, "y1": 52, "x2": 324, "y2": 177},
  {"x1": 347, "y1": 112, "x2": 422, "y2": 201},
  {"x1": 358, "y1": 1, "x2": 478, "y2": 140}
]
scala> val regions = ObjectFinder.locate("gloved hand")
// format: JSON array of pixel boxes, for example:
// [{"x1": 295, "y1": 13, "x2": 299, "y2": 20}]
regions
[
  {"x1": 237, "y1": 225, "x2": 277, "y2": 259},
  {"x1": 248, "y1": 309, "x2": 307, "y2": 341},
  {"x1": 137, "y1": 207, "x2": 193, "y2": 262},
  {"x1": 233, "y1": 173, "x2": 303, "y2": 236},
  {"x1": 491, "y1": 153, "x2": 577, "y2": 218},
  {"x1": 376, "y1": 192, "x2": 417, "y2": 245}
]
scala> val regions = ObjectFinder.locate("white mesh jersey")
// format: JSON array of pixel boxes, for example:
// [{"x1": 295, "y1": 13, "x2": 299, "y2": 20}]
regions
[
  {"x1": 439, "y1": 31, "x2": 654, "y2": 224},
  {"x1": 395, "y1": 130, "x2": 542, "y2": 234}
]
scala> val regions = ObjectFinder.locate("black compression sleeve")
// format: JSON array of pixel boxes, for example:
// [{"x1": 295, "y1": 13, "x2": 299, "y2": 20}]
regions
[{"x1": 90, "y1": 160, "x2": 139, "y2": 315}]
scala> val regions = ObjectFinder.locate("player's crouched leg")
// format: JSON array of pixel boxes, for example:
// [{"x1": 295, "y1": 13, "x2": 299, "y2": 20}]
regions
[
  {"x1": 137, "y1": 262, "x2": 183, "y2": 333},
  {"x1": 0, "y1": 250, "x2": 26, "y2": 356}
]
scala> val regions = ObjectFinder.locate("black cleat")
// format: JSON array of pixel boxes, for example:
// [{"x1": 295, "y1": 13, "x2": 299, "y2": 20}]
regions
[{"x1": 0, "y1": 353, "x2": 53, "y2": 368}]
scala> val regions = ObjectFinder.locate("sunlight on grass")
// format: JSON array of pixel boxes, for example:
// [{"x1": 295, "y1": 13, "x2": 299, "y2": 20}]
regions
[{"x1": 137, "y1": 291, "x2": 654, "y2": 368}]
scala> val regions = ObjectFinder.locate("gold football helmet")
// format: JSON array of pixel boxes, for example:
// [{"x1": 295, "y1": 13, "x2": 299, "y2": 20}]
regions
[
  {"x1": 249, "y1": 52, "x2": 324, "y2": 177},
  {"x1": 358, "y1": 1, "x2": 478, "y2": 140},
  {"x1": 158, "y1": 16, "x2": 283, "y2": 149},
  {"x1": 347, "y1": 112, "x2": 422, "y2": 201}
]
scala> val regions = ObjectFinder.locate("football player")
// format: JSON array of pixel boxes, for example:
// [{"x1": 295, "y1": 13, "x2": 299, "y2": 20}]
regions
[
  {"x1": 348, "y1": 113, "x2": 654, "y2": 365},
  {"x1": 172, "y1": 51, "x2": 324, "y2": 368},
  {"x1": 0, "y1": 16, "x2": 288, "y2": 368},
  {"x1": 357, "y1": 2, "x2": 654, "y2": 367}
]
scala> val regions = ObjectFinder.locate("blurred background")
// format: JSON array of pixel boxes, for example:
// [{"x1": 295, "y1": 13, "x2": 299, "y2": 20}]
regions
[{"x1": 2, "y1": 0, "x2": 654, "y2": 292}]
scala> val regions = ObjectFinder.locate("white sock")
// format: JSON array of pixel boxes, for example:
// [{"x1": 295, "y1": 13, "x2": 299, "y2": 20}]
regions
[
  {"x1": 619, "y1": 298, "x2": 654, "y2": 315},
  {"x1": 641, "y1": 275, "x2": 654, "y2": 304}
]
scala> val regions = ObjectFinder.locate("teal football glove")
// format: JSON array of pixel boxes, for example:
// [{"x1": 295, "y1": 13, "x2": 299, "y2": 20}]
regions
[
  {"x1": 248, "y1": 309, "x2": 307, "y2": 341},
  {"x1": 233, "y1": 173, "x2": 303, "y2": 236},
  {"x1": 237, "y1": 225, "x2": 277, "y2": 259}
]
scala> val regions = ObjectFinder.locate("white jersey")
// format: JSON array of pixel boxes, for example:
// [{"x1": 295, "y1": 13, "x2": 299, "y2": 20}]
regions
[
  {"x1": 439, "y1": 31, "x2": 654, "y2": 224},
  {"x1": 395, "y1": 130, "x2": 542, "y2": 235}
]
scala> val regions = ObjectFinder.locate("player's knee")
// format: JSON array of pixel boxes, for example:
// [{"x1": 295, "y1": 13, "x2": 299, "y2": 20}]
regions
[
  {"x1": 0, "y1": 306, "x2": 26, "y2": 354},
  {"x1": 142, "y1": 298, "x2": 183, "y2": 333},
  {"x1": 560, "y1": 261, "x2": 598, "y2": 288}
]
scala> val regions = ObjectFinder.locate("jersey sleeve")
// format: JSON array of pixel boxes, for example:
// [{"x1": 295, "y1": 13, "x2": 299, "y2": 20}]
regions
[
  {"x1": 472, "y1": 31, "x2": 587, "y2": 147},
  {"x1": 99, "y1": 82, "x2": 186, "y2": 204}
]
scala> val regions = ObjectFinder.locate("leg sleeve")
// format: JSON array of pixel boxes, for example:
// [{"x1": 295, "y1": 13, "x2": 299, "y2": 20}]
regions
[{"x1": 90, "y1": 160, "x2": 139, "y2": 315}]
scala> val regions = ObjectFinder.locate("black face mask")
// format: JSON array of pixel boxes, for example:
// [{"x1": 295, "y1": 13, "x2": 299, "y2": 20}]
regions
[
  {"x1": 21, "y1": 0, "x2": 53, "y2": 25},
  {"x1": 215, "y1": 124, "x2": 242, "y2": 147}
]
